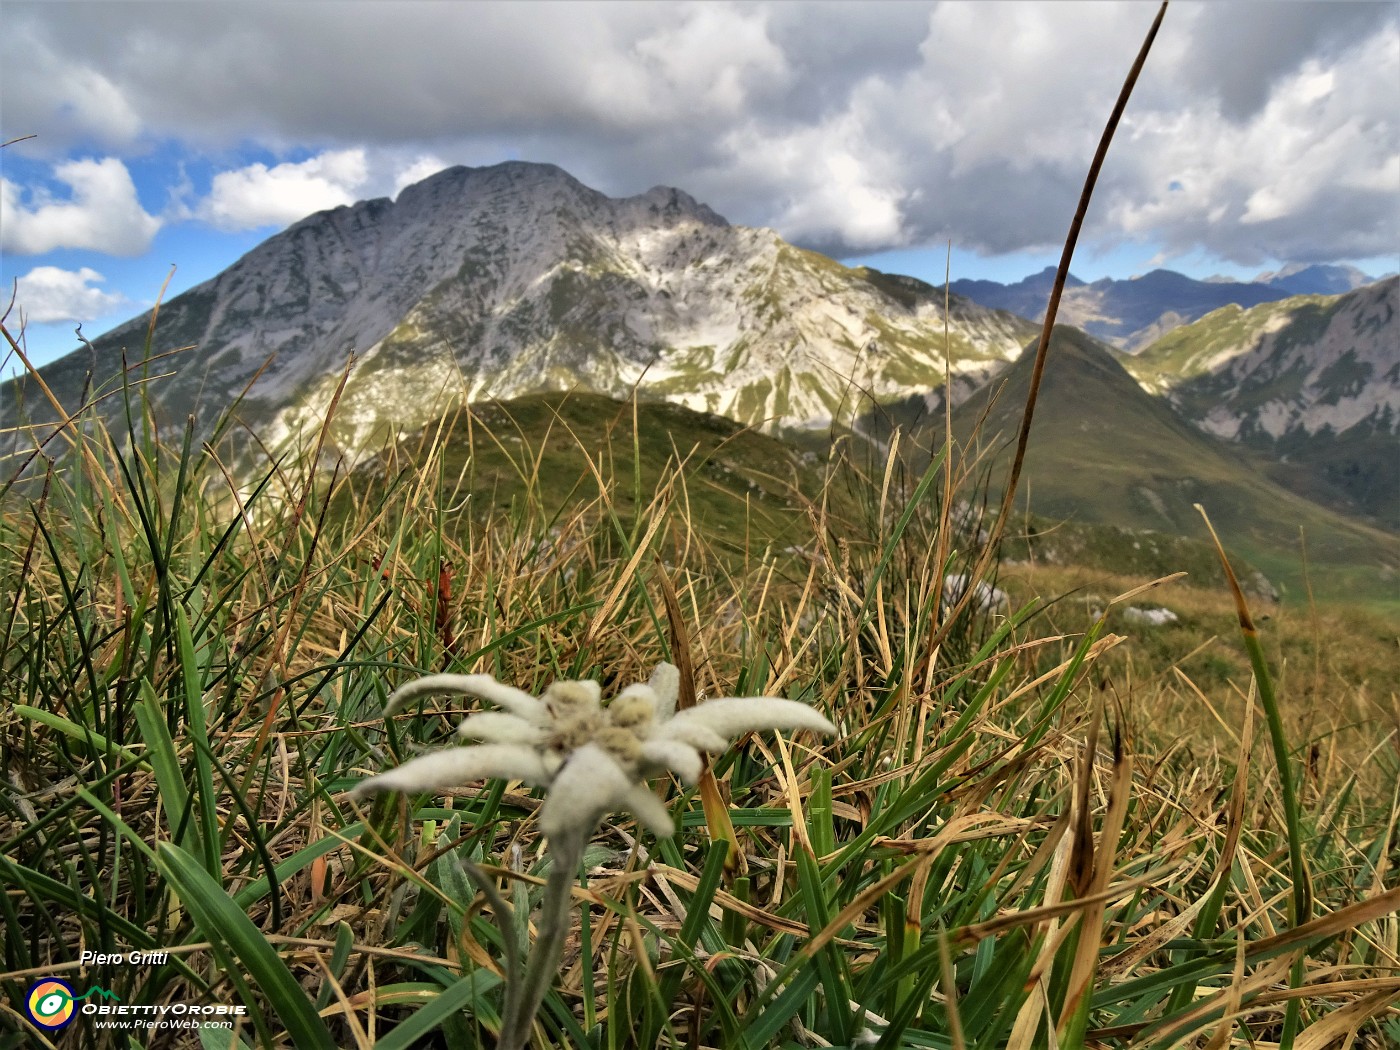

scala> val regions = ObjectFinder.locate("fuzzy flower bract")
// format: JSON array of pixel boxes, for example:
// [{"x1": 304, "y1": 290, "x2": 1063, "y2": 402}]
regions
[{"x1": 352, "y1": 662, "x2": 836, "y2": 840}]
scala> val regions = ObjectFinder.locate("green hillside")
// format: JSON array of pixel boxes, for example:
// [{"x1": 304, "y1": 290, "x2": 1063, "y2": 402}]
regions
[
  {"x1": 1128, "y1": 293, "x2": 1341, "y2": 386},
  {"x1": 944, "y1": 327, "x2": 1400, "y2": 606},
  {"x1": 352, "y1": 380, "x2": 1400, "y2": 608},
  {"x1": 345, "y1": 391, "x2": 836, "y2": 559}
]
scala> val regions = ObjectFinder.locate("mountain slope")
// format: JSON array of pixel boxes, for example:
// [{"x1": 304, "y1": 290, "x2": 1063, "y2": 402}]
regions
[
  {"x1": 950, "y1": 266, "x2": 1305, "y2": 352},
  {"x1": 945, "y1": 327, "x2": 1399, "y2": 604},
  {"x1": 2, "y1": 162, "x2": 1037, "y2": 453},
  {"x1": 1129, "y1": 278, "x2": 1398, "y2": 526}
]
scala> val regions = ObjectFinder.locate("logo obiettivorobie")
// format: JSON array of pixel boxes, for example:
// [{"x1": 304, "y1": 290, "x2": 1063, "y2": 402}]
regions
[{"x1": 26, "y1": 979, "x2": 77, "y2": 1029}]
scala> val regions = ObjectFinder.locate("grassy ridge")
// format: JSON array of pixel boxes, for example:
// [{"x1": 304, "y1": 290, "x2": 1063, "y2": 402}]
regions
[
  {"x1": 944, "y1": 327, "x2": 1400, "y2": 609},
  {"x1": 348, "y1": 391, "x2": 832, "y2": 559},
  {"x1": 2, "y1": 360, "x2": 1397, "y2": 1047}
]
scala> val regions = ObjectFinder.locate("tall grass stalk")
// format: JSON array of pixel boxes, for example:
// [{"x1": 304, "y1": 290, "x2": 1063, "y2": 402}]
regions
[
  {"x1": 1196, "y1": 504, "x2": 1312, "y2": 1048},
  {"x1": 959, "y1": 2, "x2": 1168, "y2": 630}
]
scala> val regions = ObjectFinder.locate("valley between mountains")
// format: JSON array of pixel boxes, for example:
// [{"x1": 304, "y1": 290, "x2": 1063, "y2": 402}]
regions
[{"x1": 4, "y1": 161, "x2": 1396, "y2": 605}]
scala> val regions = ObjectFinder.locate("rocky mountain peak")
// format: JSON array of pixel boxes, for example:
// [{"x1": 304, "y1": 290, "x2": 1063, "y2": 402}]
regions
[
  {"x1": 631, "y1": 184, "x2": 728, "y2": 227},
  {"x1": 3, "y1": 161, "x2": 1037, "y2": 456}
]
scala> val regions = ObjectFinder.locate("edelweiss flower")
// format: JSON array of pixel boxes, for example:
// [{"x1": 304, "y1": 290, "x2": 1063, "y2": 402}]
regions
[{"x1": 352, "y1": 662, "x2": 835, "y2": 840}]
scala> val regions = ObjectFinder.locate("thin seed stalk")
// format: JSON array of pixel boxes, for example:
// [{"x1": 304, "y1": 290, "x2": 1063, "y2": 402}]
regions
[
  {"x1": 1239, "y1": 623, "x2": 1310, "y2": 1046},
  {"x1": 462, "y1": 863, "x2": 523, "y2": 1041}
]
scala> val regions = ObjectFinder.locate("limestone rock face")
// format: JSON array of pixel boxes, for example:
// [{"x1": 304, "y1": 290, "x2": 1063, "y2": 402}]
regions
[{"x1": 3, "y1": 161, "x2": 1036, "y2": 452}]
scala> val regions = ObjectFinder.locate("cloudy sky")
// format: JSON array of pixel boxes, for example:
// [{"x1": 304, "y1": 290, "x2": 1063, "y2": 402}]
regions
[{"x1": 2, "y1": 1, "x2": 1397, "y2": 371}]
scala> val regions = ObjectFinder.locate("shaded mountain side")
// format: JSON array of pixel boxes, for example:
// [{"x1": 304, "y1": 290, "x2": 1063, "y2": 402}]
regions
[
  {"x1": 1256, "y1": 263, "x2": 1380, "y2": 296},
  {"x1": 1257, "y1": 427, "x2": 1397, "y2": 530},
  {"x1": 1130, "y1": 278, "x2": 1399, "y2": 528},
  {"x1": 940, "y1": 327, "x2": 1399, "y2": 605}
]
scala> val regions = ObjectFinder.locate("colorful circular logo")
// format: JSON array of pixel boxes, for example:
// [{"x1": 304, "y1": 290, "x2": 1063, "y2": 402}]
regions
[{"x1": 27, "y1": 979, "x2": 76, "y2": 1029}]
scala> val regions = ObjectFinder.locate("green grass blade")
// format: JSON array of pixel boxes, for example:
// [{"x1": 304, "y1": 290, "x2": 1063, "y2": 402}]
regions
[
  {"x1": 173, "y1": 602, "x2": 223, "y2": 874},
  {"x1": 156, "y1": 842, "x2": 338, "y2": 1050},
  {"x1": 315, "y1": 921, "x2": 357, "y2": 1012},
  {"x1": 134, "y1": 679, "x2": 197, "y2": 854},
  {"x1": 370, "y1": 970, "x2": 503, "y2": 1050},
  {"x1": 12, "y1": 704, "x2": 143, "y2": 766}
]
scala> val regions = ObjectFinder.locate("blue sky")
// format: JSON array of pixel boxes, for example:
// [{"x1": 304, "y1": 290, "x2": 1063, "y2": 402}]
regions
[{"x1": 3, "y1": 2, "x2": 1397, "y2": 375}]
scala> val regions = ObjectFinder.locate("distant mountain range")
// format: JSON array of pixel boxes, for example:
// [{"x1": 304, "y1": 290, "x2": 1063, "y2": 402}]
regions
[
  {"x1": 947, "y1": 263, "x2": 1381, "y2": 352},
  {"x1": 1250, "y1": 262, "x2": 1384, "y2": 297}
]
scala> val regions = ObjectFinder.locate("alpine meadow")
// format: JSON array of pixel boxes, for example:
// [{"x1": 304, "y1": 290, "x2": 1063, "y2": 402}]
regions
[{"x1": 2, "y1": 4, "x2": 1398, "y2": 1049}]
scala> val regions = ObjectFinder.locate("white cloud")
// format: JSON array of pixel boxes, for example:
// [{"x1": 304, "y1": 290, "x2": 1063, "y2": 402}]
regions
[
  {"x1": 11, "y1": 266, "x2": 127, "y2": 324},
  {"x1": 0, "y1": 3, "x2": 1395, "y2": 267},
  {"x1": 626, "y1": 5, "x2": 790, "y2": 119},
  {"x1": 0, "y1": 158, "x2": 162, "y2": 255},
  {"x1": 1107, "y1": 27, "x2": 1400, "y2": 263},
  {"x1": 200, "y1": 149, "x2": 370, "y2": 231},
  {"x1": 0, "y1": 19, "x2": 142, "y2": 152},
  {"x1": 680, "y1": 3, "x2": 1156, "y2": 254},
  {"x1": 716, "y1": 99, "x2": 912, "y2": 249},
  {"x1": 393, "y1": 154, "x2": 447, "y2": 197}
]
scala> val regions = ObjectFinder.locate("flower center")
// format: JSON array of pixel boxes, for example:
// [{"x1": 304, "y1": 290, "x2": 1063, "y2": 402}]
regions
[{"x1": 542, "y1": 680, "x2": 657, "y2": 771}]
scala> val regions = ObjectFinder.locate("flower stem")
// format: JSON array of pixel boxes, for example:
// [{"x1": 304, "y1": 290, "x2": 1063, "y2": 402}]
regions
[{"x1": 499, "y1": 833, "x2": 584, "y2": 1050}]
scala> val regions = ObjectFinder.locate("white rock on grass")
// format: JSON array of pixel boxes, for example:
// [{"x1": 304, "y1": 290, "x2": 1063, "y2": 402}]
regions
[
  {"x1": 942, "y1": 574, "x2": 1009, "y2": 614},
  {"x1": 1122, "y1": 606, "x2": 1178, "y2": 626}
]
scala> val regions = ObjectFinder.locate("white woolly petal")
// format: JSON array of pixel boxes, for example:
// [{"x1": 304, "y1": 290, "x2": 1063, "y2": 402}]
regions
[
  {"x1": 351, "y1": 743, "x2": 552, "y2": 798},
  {"x1": 658, "y1": 721, "x2": 731, "y2": 753},
  {"x1": 544, "y1": 680, "x2": 602, "y2": 708},
  {"x1": 649, "y1": 663, "x2": 681, "y2": 720},
  {"x1": 620, "y1": 783, "x2": 677, "y2": 838},
  {"x1": 666, "y1": 697, "x2": 837, "y2": 743},
  {"x1": 612, "y1": 683, "x2": 657, "y2": 706},
  {"x1": 639, "y1": 738, "x2": 704, "y2": 785},
  {"x1": 539, "y1": 744, "x2": 635, "y2": 841},
  {"x1": 385, "y1": 674, "x2": 548, "y2": 721},
  {"x1": 455, "y1": 712, "x2": 548, "y2": 744}
]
